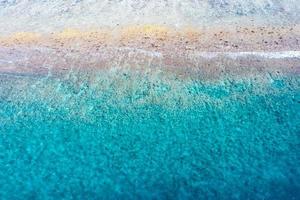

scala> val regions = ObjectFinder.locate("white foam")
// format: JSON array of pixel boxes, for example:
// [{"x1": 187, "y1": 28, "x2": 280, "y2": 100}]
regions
[
  {"x1": 0, "y1": 0, "x2": 299, "y2": 35},
  {"x1": 118, "y1": 47, "x2": 163, "y2": 58},
  {"x1": 195, "y1": 51, "x2": 300, "y2": 59},
  {"x1": 0, "y1": 59, "x2": 13, "y2": 64}
]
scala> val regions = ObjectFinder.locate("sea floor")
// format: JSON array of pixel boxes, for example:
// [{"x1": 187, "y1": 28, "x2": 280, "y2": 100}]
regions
[{"x1": 0, "y1": 65, "x2": 299, "y2": 199}]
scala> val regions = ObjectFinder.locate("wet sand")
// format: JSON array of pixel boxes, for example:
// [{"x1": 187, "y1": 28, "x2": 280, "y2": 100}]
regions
[{"x1": 0, "y1": 24, "x2": 299, "y2": 79}]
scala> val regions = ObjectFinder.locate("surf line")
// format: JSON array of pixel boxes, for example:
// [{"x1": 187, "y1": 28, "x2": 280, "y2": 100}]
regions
[{"x1": 193, "y1": 51, "x2": 300, "y2": 59}]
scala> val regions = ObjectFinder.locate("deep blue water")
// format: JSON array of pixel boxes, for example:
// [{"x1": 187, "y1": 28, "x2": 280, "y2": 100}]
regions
[{"x1": 0, "y1": 69, "x2": 299, "y2": 199}]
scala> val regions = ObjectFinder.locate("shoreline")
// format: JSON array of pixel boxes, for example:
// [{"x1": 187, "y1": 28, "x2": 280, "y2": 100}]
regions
[{"x1": 0, "y1": 24, "x2": 299, "y2": 79}]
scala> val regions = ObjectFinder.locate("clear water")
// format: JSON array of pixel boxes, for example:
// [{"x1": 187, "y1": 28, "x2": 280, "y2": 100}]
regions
[{"x1": 0, "y1": 68, "x2": 299, "y2": 199}]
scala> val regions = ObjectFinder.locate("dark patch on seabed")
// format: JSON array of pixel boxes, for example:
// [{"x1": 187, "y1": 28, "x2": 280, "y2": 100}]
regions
[{"x1": 0, "y1": 68, "x2": 299, "y2": 200}]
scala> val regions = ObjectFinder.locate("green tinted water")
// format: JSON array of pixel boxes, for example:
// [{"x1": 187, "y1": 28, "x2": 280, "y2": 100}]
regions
[{"x1": 0, "y1": 69, "x2": 299, "y2": 199}]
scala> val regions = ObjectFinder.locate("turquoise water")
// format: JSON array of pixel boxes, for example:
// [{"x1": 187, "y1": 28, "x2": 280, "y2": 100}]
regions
[{"x1": 0, "y1": 68, "x2": 299, "y2": 199}]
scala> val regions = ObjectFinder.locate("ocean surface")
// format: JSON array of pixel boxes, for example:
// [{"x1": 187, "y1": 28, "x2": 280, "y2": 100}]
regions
[{"x1": 0, "y1": 67, "x2": 299, "y2": 199}]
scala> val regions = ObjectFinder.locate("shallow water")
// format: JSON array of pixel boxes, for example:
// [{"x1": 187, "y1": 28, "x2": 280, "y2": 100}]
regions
[{"x1": 0, "y1": 68, "x2": 299, "y2": 199}]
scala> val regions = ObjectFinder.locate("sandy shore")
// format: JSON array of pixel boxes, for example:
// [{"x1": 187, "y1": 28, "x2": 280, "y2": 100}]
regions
[{"x1": 0, "y1": 25, "x2": 299, "y2": 79}]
